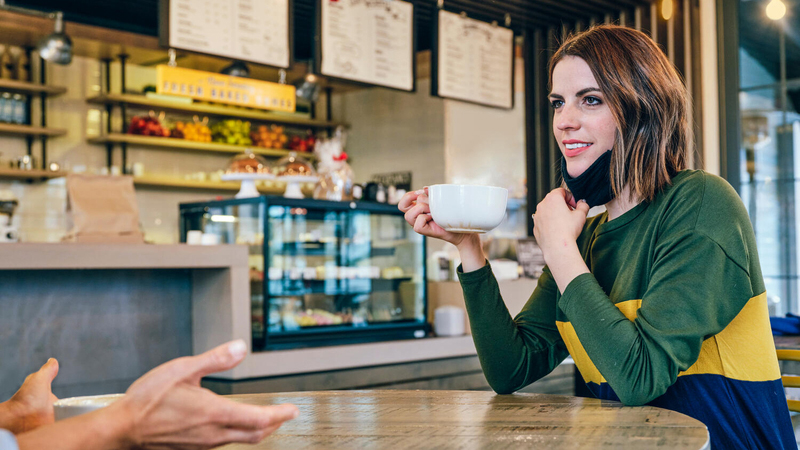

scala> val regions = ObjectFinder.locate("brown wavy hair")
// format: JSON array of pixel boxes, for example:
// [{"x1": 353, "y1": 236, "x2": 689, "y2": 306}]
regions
[{"x1": 549, "y1": 24, "x2": 689, "y2": 202}]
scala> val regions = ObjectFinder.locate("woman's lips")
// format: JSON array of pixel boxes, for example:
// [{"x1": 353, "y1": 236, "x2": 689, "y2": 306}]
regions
[{"x1": 564, "y1": 143, "x2": 592, "y2": 157}]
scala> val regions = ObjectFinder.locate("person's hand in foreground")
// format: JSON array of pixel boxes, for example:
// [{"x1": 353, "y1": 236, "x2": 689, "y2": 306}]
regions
[
  {"x1": 16, "y1": 340, "x2": 299, "y2": 450},
  {"x1": 0, "y1": 358, "x2": 59, "y2": 434}
]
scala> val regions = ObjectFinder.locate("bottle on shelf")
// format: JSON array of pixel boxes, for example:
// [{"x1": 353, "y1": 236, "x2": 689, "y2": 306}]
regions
[
  {"x1": 16, "y1": 50, "x2": 30, "y2": 82},
  {"x1": 0, "y1": 93, "x2": 13, "y2": 122},
  {"x1": 11, "y1": 94, "x2": 26, "y2": 124},
  {"x1": 0, "y1": 47, "x2": 12, "y2": 79}
]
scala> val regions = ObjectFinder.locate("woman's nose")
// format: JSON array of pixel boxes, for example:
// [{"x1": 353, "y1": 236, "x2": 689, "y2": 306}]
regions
[{"x1": 556, "y1": 105, "x2": 580, "y2": 131}]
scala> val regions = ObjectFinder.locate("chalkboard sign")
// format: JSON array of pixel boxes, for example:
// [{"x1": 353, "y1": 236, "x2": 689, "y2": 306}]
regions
[
  {"x1": 431, "y1": 9, "x2": 514, "y2": 109},
  {"x1": 318, "y1": 0, "x2": 415, "y2": 92},
  {"x1": 370, "y1": 171, "x2": 412, "y2": 191},
  {"x1": 516, "y1": 238, "x2": 545, "y2": 279},
  {"x1": 161, "y1": 0, "x2": 292, "y2": 69}
]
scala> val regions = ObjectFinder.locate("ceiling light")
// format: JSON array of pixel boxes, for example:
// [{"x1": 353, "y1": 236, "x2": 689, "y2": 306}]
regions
[
  {"x1": 661, "y1": 0, "x2": 674, "y2": 21},
  {"x1": 36, "y1": 11, "x2": 72, "y2": 64},
  {"x1": 766, "y1": 0, "x2": 787, "y2": 20}
]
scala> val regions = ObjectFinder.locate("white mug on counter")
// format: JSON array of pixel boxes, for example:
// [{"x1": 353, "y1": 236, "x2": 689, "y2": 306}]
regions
[{"x1": 434, "y1": 306, "x2": 466, "y2": 337}]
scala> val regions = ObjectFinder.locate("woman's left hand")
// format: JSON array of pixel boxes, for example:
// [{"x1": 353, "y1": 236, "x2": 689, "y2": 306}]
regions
[{"x1": 533, "y1": 188, "x2": 590, "y2": 265}]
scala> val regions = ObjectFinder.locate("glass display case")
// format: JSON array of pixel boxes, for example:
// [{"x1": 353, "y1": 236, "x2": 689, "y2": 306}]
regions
[{"x1": 180, "y1": 196, "x2": 427, "y2": 350}]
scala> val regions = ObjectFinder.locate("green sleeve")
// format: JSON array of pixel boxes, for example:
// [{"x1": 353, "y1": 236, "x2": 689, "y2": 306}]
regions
[
  {"x1": 458, "y1": 262, "x2": 570, "y2": 394},
  {"x1": 559, "y1": 231, "x2": 754, "y2": 405}
]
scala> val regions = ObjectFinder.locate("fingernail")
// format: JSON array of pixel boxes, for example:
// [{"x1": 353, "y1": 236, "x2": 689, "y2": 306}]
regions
[
  {"x1": 415, "y1": 189, "x2": 425, "y2": 195},
  {"x1": 228, "y1": 340, "x2": 247, "y2": 358},
  {"x1": 292, "y1": 409, "x2": 300, "y2": 419},
  {"x1": 578, "y1": 199, "x2": 587, "y2": 203}
]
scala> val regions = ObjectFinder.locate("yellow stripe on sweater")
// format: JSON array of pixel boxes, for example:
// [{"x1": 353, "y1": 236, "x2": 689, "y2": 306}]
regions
[{"x1": 555, "y1": 292, "x2": 780, "y2": 384}]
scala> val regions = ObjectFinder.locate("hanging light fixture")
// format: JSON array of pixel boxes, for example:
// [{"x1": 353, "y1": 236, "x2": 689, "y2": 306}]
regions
[
  {"x1": 0, "y1": 1, "x2": 72, "y2": 65},
  {"x1": 766, "y1": 0, "x2": 787, "y2": 20},
  {"x1": 661, "y1": 0, "x2": 674, "y2": 21},
  {"x1": 294, "y1": 60, "x2": 321, "y2": 102},
  {"x1": 220, "y1": 60, "x2": 250, "y2": 77},
  {"x1": 36, "y1": 11, "x2": 72, "y2": 65}
]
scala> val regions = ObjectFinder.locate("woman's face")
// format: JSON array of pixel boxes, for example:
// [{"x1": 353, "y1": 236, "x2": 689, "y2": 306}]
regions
[{"x1": 550, "y1": 56, "x2": 617, "y2": 178}]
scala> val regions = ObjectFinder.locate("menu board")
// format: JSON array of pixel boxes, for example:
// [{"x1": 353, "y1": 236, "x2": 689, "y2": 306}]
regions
[
  {"x1": 164, "y1": 0, "x2": 291, "y2": 69},
  {"x1": 319, "y1": 0, "x2": 414, "y2": 91},
  {"x1": 433, "y1": 10, "x2": 514, "y2": 109}
]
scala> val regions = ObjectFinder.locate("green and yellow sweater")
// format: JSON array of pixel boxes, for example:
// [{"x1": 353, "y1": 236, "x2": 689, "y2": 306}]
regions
[{"x1": 458, "y1": 170, "x2": 794, "y2": 449}]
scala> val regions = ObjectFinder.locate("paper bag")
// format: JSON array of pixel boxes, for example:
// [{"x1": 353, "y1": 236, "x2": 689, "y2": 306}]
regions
[{"x1": 63, "y1": 174, "x2": 144, "y2": 243}]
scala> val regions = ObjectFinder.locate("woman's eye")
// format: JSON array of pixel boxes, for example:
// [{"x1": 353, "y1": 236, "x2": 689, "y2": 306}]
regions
[
  {"x1": 550, "y1": 99, "x2": 563, "y2": 109},
  {"x1": 585, "y1": 96, "x2": 602, "y2": 105}
]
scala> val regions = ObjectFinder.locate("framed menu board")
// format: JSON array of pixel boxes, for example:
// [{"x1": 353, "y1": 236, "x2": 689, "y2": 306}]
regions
[
  {"x1": 317, "y1": 0, "x2": 415, "y2": 92},
  {"x1": 432, "y1": 10, "x2": 515, "y2": 109},
  {"x1": 160, "y1": 0, "x2": 292, "y2": 69}
]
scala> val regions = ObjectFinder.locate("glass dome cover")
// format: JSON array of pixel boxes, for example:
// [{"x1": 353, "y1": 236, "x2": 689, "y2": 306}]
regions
[
  {"x1": 225, "y1": 152, "x2": 271, "y2": 174},
  {"x1": 273, "y1": 151, "x2": 316, "y2": 177}
]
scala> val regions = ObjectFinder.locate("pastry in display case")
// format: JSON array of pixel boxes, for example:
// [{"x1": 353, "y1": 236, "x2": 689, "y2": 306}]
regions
[{"x1": 180, "y1": 196, "x2": 427, "y2": 350}]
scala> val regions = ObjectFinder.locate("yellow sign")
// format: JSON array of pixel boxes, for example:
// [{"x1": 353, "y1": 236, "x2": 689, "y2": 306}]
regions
[{"x1": 156, "y1": 65, "x2": 296, "y2": 113}]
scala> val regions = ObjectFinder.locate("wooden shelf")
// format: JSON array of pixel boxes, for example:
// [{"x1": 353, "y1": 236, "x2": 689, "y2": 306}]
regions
[
  {"x1": 87, "y1": 94, "x2": 346, "y2": 129},
  {"x1": 0, "y1": 168, "x2": 66, "y2": 180},
  {"x1": 0, "y1": 123, "x2": 67, "y2": 137},
  {"x1": 132, "y1": 175, "x2": 286, "y2": 194},
  {"x1": 0, "y1": 79, "x2": 67, "y2": 97},
  {"x1": 87, "y1": 133, "x2": 314, "y2": 159}
]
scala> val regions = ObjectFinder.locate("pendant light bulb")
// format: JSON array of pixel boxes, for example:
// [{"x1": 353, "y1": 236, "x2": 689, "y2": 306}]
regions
[
  {"x1": 766, "y1": 0, "x2": 786, "y2": 20},
  {"x1": 661, "y1": 0, "x2": 674, "y2": 21}
]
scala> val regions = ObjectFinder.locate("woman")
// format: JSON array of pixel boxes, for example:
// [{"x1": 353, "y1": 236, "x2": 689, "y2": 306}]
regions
[{"x1": 399, "y1": 25, "x2": 795, "y2": 449}]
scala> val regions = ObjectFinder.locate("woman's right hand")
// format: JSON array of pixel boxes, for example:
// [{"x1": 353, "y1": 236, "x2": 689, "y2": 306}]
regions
[
  {"x1": 399, "y1": 187, "x2": 485, "y2": 272},
  {"x1": 398, "y1": 187, "x2": 470, "y2": 248}
]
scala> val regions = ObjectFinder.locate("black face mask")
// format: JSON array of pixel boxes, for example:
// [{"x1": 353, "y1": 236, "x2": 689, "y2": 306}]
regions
[{"x1": 561, "y1": 150, "x2": 614, "y2": 207}]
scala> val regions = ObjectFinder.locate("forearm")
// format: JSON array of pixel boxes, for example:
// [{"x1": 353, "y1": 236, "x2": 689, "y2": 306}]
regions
[
  {"x1": 459, "y1": 264, "x2": 566, "y2": 394},
  {"x1": 559, "y1": 274, "x2": 676, "y2": 405},
  {"x1": 16, "y1": 406, "x2": 130, "y2": 450}
]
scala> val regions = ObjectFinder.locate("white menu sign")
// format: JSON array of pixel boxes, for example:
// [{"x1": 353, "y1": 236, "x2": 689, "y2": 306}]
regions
[
  {"x1": 168, "y1": 0, "x2": 290, "y2": 68},
  {"x1": 320, "y1": 0, "x2": 414, "y2": 91},
  {"x1": 436, "y1": 10, "x2": 514, "y2": 109}
]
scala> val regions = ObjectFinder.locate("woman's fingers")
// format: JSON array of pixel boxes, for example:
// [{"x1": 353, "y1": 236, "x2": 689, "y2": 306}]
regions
[
  {"x1": 413, "y1": 212, "x2": 433, "y2": 234},
  {"x1": 397, "y1": 190, "x2": 419, "y2": 213},
  {"x1": 403, "y1": 201, "x2": 429, "y2": 226}
]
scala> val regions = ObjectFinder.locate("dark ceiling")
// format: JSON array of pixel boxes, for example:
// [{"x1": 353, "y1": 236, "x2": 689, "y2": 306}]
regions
[{"x1": 9, "y1": 0, "x2": 653, "y2": 61}]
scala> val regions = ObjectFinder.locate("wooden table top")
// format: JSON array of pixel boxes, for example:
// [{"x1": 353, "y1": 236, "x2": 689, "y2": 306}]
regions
[{"x1": 221, "y1": 390, "x2": 709, "y2": 449}]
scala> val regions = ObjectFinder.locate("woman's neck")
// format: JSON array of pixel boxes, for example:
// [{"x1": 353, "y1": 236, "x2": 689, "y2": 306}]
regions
[{"x1": 605, "y1": 186, "x2": 640, "y2": 221}]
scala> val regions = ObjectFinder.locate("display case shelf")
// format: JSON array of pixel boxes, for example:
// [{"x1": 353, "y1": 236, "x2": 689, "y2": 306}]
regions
[
  {"x1": 87, "y1": 94, "x2": 347, "y2": 129},
  {"x1": 0, "y1": 79, "x2": 67, "y2": 97},
  {"x1": 269, "y1": 278, "x2": 412, "y2": 296},
  {"x1": 0, "y1": 123, "x2": 67, "y2": 137},
  {"x1": 271, "y1": 242, "x2": 396, "y2": 258}
]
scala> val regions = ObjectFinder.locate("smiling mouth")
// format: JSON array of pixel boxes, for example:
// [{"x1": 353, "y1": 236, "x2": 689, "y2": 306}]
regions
[{"x1": 565, "y1": 143, "x2": 592, "y2": 150}]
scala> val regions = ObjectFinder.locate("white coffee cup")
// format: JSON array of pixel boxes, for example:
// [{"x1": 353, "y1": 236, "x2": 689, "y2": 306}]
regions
[
  {"x1": 428, "y1": 184, "x2": 508, "y2": 233},
  {"x1": 54, "y1": 393, "x2": 124, "y2": 421}
]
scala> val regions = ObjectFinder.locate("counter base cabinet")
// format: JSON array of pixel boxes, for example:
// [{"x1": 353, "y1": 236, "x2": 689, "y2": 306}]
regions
[
  {"x1": 180, "y1": 196, "x2": 428, "y2": 351},
  {"x1": 201, "y1": 357, "x2": 575, "y2": 395}
]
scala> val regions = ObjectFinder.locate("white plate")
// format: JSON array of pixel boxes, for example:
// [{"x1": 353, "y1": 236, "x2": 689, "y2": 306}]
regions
[{"x1": 220, "y1": 172, "x2": 275, "y2": 181}]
